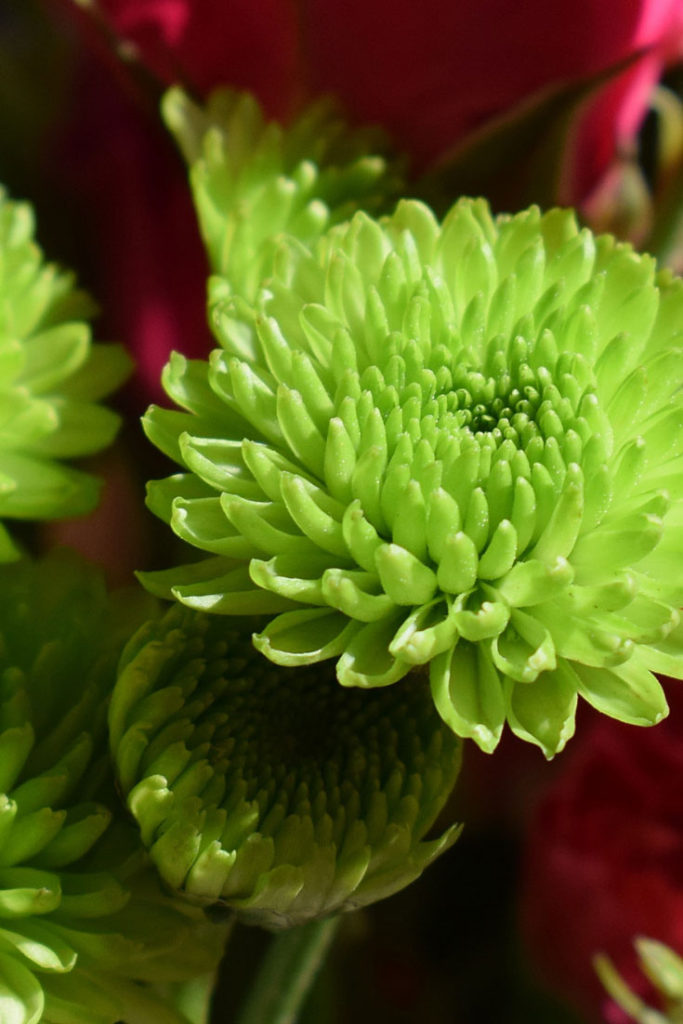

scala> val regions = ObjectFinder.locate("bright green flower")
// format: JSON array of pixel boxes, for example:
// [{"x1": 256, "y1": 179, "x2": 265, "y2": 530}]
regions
[
  {"x1": 143, "y1": 198, "x2": 683, "y2": 757},
  {"x1": 109, "y1": 605, "x2": 462, "y2": 931},
  {"x1": 0, "y1": 553, "x2": 226, "y2": 1024},
  {"x1": 0, "y1": 190, "x2": 130, "y2": 561},
  {"x1": 596, "y1": 938, "x2": 683, "y2": 1023},
  {"x1": 162, "y1": 86, "x2": 401, "y2": 298}
]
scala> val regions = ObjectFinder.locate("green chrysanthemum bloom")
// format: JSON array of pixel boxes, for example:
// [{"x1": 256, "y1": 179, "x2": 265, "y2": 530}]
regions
[
  {"x1": 163, "y1": 87, "x2": 401, "y2": 298},
  {"x1": 109, "y1": 605, "x2": 461, "y2": 930},
  {"x1": 596, "y1": 938, "x2": 683, "y2": 1023},
  {"x1": 0, "y1": 553, "x2": 226, "y2": 1024},
  {"x1": 0, "y1": 190, "x2": 130, "y2": 561},
  {"x1": 143, "y1": 198, "x2": 683, "y2": 757}
]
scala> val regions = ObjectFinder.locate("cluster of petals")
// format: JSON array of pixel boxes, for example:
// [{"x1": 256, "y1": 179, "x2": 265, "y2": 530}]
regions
[
  {"x1": 145, "y1": 198, "x2": 683, "y2": 756},
  {"x1": 0, "y1": 192, "x2": 128, "y2": 559},
  {"x1": 0, "y1": 554, "x2": 225, "y2": 1024}
]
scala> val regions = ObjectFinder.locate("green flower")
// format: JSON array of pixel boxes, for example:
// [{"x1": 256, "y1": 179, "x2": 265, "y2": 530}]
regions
[
  {"x1": 0, "y1": 553, "x2": 226, "y2": 1024},
  {"x1": 0, "y1": 189, "x2": 130, "y2": 561},
  {"x1": 143, "y1": 198, "x2": 683, "y2": 757},
  {"x1": 596, "y1": 938, "x2": 683, "y2": 1023},
  {"x1": 109, "y1": 605, "x2": 462, "y2": 931},
  {"x1": 163, "y1": 86, "x2": 401, "y2": 297}
]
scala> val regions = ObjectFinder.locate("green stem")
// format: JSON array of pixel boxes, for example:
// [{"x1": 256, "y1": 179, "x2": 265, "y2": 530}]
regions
[{"x1": 235, "y1": 916, "x2": 341, "y2": 1024}]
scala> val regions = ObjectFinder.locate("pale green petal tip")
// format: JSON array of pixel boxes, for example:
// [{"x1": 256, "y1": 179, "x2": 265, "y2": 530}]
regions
[
  {"x1": 145, "y1": 193, "x2": 683, "y2": 754},
  {"x1": 161, "y1": 86, "x2": 402, "y2": 296},
  {"x1": 596, "y1": 937, "x2": 683, "y2": 1022},
  {"x1": 0, "y1": 554, "x2": 226, "y2": 1023},
  {"x1": 0, "y1": 188, "x2": 130, "y2": 554},
  {"x1": 111, "y1": 605, "x2": 462, "y2": 930}
]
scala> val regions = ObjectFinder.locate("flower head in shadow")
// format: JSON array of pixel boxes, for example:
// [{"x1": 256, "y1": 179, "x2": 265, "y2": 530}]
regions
[
  {"x1": 0, "y1": 552, "x2": 226, "y2": 1024},
  {"x1": 110, "y1": 605, "x2": 462, "y2": 930},
  {"x1": 0, "y1": 190, "x2": 130, "y2": 559}
]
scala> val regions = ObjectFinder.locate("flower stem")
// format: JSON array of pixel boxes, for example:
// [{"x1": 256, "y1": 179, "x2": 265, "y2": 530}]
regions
[{"x1": 235, "y1": 916, "x2": 341, "y2": 1024}]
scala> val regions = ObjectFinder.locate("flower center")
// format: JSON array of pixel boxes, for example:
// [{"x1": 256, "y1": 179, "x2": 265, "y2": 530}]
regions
[{"x1": 190, "y1": 628, "x2": 449, "y2": 811}]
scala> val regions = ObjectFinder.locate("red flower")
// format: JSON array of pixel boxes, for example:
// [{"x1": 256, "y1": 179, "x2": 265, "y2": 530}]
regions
[
  {"x1": 76, "y1": 0, "x2": 683, "y2": 180},
  {"x1": 46, "y1": 0, "x2": 683, "y2": 401},
  {"x1": 520, "y1": 684, "x2": 683, "y2": 1022}
]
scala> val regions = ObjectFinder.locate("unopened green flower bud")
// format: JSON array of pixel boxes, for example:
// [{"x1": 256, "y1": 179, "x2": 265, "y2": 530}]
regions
[
  {"x1": 0, "y1": 553, "x2": 226, "y2": 1024},
  {"x1": 162, "y1": 86, "x2": 401, "y2": 299},
  {"x1": 110, "y1": 606, "x2": 462, "y2": 931},
  {"x1": 0, "y1": 189, "x2": 130, "y2": 560},
  {"x1": 143, "y1": 197, "x2": 683, "y2": 757}
]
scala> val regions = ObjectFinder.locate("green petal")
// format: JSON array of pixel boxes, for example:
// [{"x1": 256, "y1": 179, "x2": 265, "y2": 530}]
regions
[
  {"x1": 0, "y1": 950, "x2": 44, "y2": 1024},
  {"x1": 389, "y1": 599, "x2": 459, "y2": 664},
  {"x1": 430, "y1": 642, "x2": 505, "y2": 753},
  {"x1": 336, "y1": 613, "x2": 411, "y2": 687},
  {"x1": 0, "y1": 454, "x2": 100, "y2": 520},
  {"x1": 505, "y1": 661, "x2": 578, "y2": 758},
  {"x1": 374, "y1": 544, "x2": 438, "y2": 606},
  {"x1": 321, "y1": 568, "x2": 396, "y2": 622},
  {"x1": 173, "y1": 563, "x2": 298, "y2": 614},
  {"x1": 0, "y1": 919, "x2": 77, "y2": 972},
  {"x1": 254, "y1": 608, "x2": 360, "y2": 665},
  {"x1": 490, "y1": 609, "x2": 556, "y2": 683},
  {"x1": 639, "y1": 618, "x2": 683, "y2": 678},
  {"x1": 574, "y1": 657, "x2": 668, "y2": 725},
  {"x1": 496, "y1": 557, "x2": 574, "y2": 607}
]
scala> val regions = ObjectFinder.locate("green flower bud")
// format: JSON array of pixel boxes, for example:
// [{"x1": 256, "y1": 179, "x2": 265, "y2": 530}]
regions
[
  {"x1": 596, "y1": 938, "x2": 683, "y2": 1022},
  {"x1": 0, "y1": 553, "x2": 226, "y2": 1024},
  {"x1": 143, "y1": 198, "x2": 683, "y2": 757},
  {"x1": 109, "y1": 606, "x2": 462, "y2": 931},
  {"x1": 162, "y1": 87, "x2": 401, "y2": 298},
  {"x1": 0, "y1": 189, "x2": 130, "y2": 561}
]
